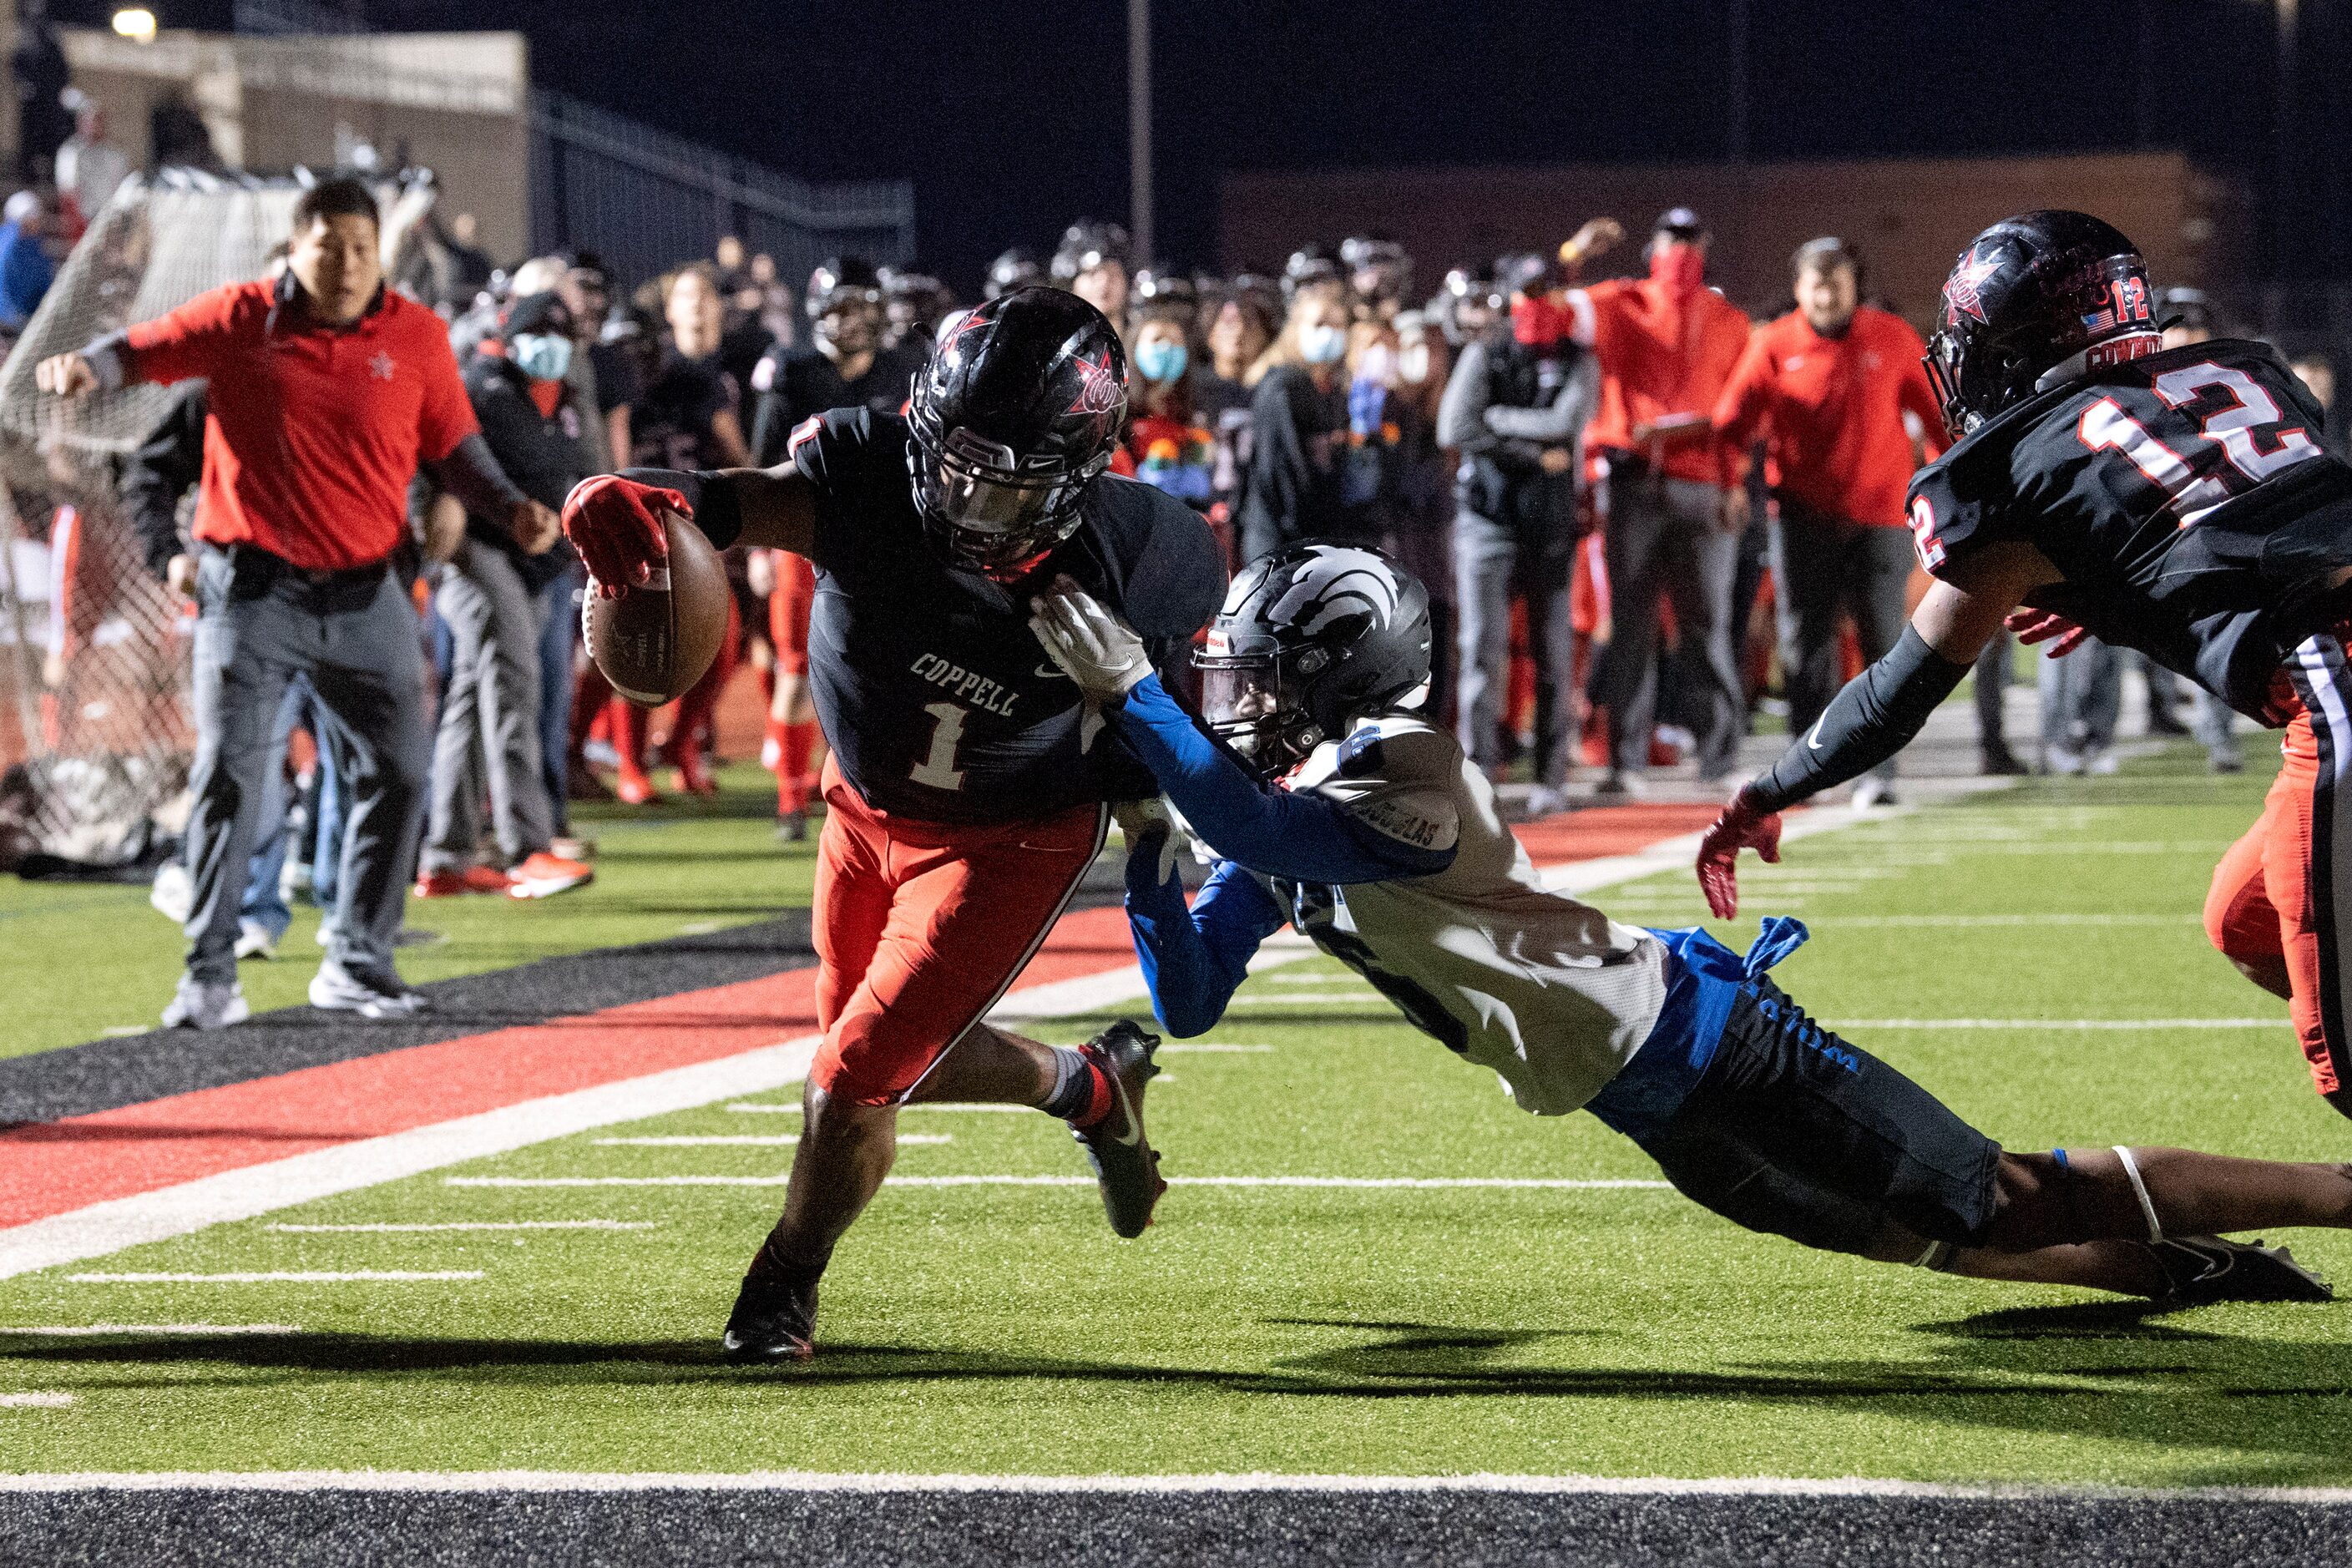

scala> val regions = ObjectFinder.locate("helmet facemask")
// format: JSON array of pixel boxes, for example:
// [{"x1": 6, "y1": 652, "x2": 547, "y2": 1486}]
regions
[
  {"x1": 1196, "y1": 632, "x2": 1326, "y2": 776},
  {"x1": 908, "y1": 419, "x2": 1102, "y2": 581}
]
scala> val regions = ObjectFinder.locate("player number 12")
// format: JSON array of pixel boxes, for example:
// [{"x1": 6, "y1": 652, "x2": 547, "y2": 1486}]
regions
[{"x1": 911, "y1": 702, "x2": 968, "y2": 790}]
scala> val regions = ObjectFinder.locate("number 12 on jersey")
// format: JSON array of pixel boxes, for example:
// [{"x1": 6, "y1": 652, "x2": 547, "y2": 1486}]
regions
[
  {"x1": 2076, "y1": 361, "x2": 2319, "y2": 528},
  {"x1": 911, "y1": 701, "x2": 968, "y2": 791}
]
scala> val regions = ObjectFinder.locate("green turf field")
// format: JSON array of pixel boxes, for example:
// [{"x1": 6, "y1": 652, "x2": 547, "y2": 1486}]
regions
[
  {"x1": 0, "y1": 763, "x2": 811, "y2": 1060},
  {"x1": 5, "y1": 747, "x2": 2349, "y2": 1487}
]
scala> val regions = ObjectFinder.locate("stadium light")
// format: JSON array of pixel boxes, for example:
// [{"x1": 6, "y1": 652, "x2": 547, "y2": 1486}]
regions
[{"x1": 111, "y1": 8, "x2": 158, "y2": 43}]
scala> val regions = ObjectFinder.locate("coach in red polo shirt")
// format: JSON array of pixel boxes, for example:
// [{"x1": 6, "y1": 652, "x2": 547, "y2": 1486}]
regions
[
  {"x1": 1712, "y1": 236, "x2": 1945, "y2": 806},
  {"x1": 38, "y1": 178, "x2": 555, "y2": 1029}
]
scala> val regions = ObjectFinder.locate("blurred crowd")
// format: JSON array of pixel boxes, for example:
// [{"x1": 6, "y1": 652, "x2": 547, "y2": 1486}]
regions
[{"x1": 23, "y1": 169, "x2": 2350, "y2": 976}]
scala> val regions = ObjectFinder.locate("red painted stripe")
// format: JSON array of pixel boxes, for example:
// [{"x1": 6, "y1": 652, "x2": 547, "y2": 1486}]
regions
[{"x1": 0, "y1": 809, "x2": 1700, "y2": 1230}]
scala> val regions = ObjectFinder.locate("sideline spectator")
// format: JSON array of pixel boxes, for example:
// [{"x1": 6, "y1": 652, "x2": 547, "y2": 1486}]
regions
[
  {"x1": 417, "y1": 290, "x2": 593, "y2": 902},
  {"x1": 1235, "y1": 277, "x2": 1353, "y2": 559},
  {"x1": 1201, "y1": 286, "x2": 1275, "y2": 554},
  {"x1": 1125, "y1": 273, "x2": 1216, "y2": 510},
  {"x1": 11, "y1": 0, "x2": 69, "y2": 181},
  {"x1": 54, "y1": 91, "x2": 129, "y2": 230},
  {"x1": 1569, "y1": 208, "x2": 1753, "y2": 792},
  {"x1": 1381, "y1": 307, "x2": 1456, "y2": 724},
  {"x1": 1439, "y1": 251, "x2": 1597, "y2": 814},
  {"x1": 603, "y1": 262, "x2": 751, "y2": 803},
  {"x1": 1055, "y1": 219, "x2": 1130, "y2": 325},
  {"x1": 0, "y1": 190, "x2": 53, "y2": 330},
  {"x1": 37, "y1": 177, "x2": 556, "y2": 1029},
  {"x1": 1712, "y1": 237, "x2": 1944, "y2": 807}
]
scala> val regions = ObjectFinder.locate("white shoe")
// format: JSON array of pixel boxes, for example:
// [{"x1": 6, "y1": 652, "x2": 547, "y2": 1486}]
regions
[
  {"x1": 2086, "y1": 748, "x2": 2120, "y2": 776},
  {"x1": 235, "y1": 919, "x2": 280, "y2": 961},
  {"x1": 1851, "y1": 775, "x2": 1898, "y2": 809},
  {"x1": 160, "y1": 975, "x2": 250, "y2": 1031},
  {"x1": 1525, "y1": 785, "x2": 1571, "y2": 819},
  {"x1": 309, "y1": 957, "x2": 426, "y2": 1019},
  {"x1": 149, "y1": 862, "x2": 193, "y2": 925},
  {"x1": 2044, "y1": 744, "x2": 2084, "y2": 777}
]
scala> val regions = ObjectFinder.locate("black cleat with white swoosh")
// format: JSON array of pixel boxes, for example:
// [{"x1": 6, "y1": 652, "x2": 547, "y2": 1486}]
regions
[
  {"x1": 2143, "y1": 1235, "x2": 2334, "y2": 1308},
  {"x1": 1068, "y1": 1020, "x2": 1166, "y2": 1238}
]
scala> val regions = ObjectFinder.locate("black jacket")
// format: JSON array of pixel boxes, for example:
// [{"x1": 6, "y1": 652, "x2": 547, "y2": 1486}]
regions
[
  {"x1": 122, "y1": 380, "x2": 207, "y2": 580},
  {"x1": 463, "y1": 354, "x2": 586, "y2": 589}
]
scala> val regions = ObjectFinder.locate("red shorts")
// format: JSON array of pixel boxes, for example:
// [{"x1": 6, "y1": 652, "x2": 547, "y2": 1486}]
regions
[
  {"x1": 768, "y1": 554, "x2": 816, "y2": 675},
  {"x1": 2205, "y1": 632, "x2": 2352, "y2": 1099},
  {"x1": 809, "y1": 757, "x2": 1108, "y2": 1105}
]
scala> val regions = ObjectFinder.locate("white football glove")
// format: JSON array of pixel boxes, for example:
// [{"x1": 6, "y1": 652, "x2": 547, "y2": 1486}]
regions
[
  {"x1": 1112, "y1": 797, "x2": 1181, "y2": 887},
  {"x1": 1029, "y1": 579, "x2": 1154, "y2": 755}
]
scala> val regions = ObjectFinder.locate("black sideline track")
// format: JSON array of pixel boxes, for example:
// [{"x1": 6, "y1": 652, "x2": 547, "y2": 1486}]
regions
[{"x1": 2, "y1": 1485, "x2": 2350, "y2": 1567}]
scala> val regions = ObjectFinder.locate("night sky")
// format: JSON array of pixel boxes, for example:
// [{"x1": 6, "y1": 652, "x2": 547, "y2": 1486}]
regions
[{"x1": 67, "y1": 1, "x2": 2352, "y2": 291}]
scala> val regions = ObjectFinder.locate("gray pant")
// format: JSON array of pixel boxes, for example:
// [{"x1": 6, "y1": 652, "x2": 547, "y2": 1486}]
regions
[
  {"x1": 2037, "y1": 633, "x2": 2120, "y2": 758},
  {"x1": 427, "y1": 537, "x2": 556, "y2": 874},
  {"x1": 1771, "y1": 506, "x2": 1914, "y2": 783},
  {"x1": 1452, "y1": 510, "x2": 1576, "y2": 786},
  {"x1": 1589, "y1": 472, "x2": 1744, "y2": 778},
  {"x1": 2134, "y1": 650, "x2": 2240, "y2": 766},
  {"x1": 1975, "y1": 632, "x2": 2011, "y2": 751},
  {"x1": 185, "y1": 546, "x2": 428, "y2": 985}
]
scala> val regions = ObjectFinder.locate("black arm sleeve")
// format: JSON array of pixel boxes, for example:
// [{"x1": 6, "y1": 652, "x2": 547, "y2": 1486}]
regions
[
  {"x1": 615, "y1": 466, "x2": 746, "y2": 550},
  {"x1": 1744, "y1": 627, "x2": 1971, "y2": 812},
  {"x1": 120, "y1": 382, "x2": 206, "y2": 579}
]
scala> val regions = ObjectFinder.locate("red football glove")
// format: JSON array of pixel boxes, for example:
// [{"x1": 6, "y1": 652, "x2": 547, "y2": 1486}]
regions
[
  {"x1": 1695, "y1": 787, "x2": 1783, "y2": 921},
  {"x1": 562, "y1": 473, "x2": 686, "y2": 597},
  {"x1": 2005, "y1": 607, "x2": 2087, "y2": 658}
]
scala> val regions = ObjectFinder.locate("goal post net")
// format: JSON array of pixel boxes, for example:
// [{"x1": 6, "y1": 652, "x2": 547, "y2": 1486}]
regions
[{"x1": 0, "y1": 177, "x2": 317, "y2": 867}]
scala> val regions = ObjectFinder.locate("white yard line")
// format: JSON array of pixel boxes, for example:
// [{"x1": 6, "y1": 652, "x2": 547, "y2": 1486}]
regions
[
  {"x1": 0, "y1": 1393, "x2": 73, "y2": 1408},
  {"x1": 1156, "y1": 1044, "x2": 1274, "y2": 1053},
  {"x1": 1828, "y1": 914, "x2": 2183, "y2": 928},
  {"x1": 1, "y1": 1469, "x2": 2344, "y2": 1502},
  {"x1": 0, "y1": 1323, "x2": 302, "y2": 1336},
  {"x1": 444, "y1": 1173, "x2": 1668, "y2": 1191},
  {"x1": 67, "y1": 1272, "x2": 483, "y2": 1284},
  {"x1": 0, "y1": 1036, "x2": 823, "y2": 1282},
  {"x1": 1836, "y1": 1018, "x2": 2287, "y2": 1030},
  {"x1": 266, "y1": 1222, "x2": 653, "y2": 1234},
  {"x1": 587, "y1": 1134, "x2": 948, "y2": 1147},
  {"x1": 0, "y1": 797, "x2": 1913, "y2": 1279}
]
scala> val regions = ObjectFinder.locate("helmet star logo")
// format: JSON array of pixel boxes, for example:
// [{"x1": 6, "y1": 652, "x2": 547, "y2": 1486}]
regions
[
  {"x1": 1067, "y1": 350, "x2": 1120, "y2": 416},
  {"x1": 937, "y1": 309, "x2": 986, "y2": 362},
  {"x1": 1942, "y1": 250, "x2": 2001, "y2": 326}
]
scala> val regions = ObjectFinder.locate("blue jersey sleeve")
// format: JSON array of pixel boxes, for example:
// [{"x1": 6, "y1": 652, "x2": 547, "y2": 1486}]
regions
[
  {"x1": 1110, "y1": 674, "x2": 1454, "y2": 883},
  {"x1": 1125, "y1": 843, "x2": 1287, "y2": 1037}
]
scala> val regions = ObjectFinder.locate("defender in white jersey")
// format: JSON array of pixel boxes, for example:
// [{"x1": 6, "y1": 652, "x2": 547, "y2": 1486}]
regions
[{"x1": 1032, "y1": 544, "x2": 2352, "y2": 1308}]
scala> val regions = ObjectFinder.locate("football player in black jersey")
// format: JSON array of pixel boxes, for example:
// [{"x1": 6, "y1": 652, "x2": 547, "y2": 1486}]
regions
[
  {"x1": 1697, "y1": 210, "x2": 2352, "y2": 1119},
  {"x1": 562, "y1": 289, "x2": 1224, "y2": 1359}
]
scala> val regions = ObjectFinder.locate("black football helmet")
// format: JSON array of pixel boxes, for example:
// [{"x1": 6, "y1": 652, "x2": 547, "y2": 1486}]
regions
[
  {"x1": 1196, "y1": 544, "x2": 1433, "y2": 774},
  {"x1": 986, "y1": 247, "x2": 1042, "y2": 299},
  {"x1": 1923, "y1": 210, "x2": 2162, "y2": 438},
  {"x1": 807, "y1": 255, "x2": 883, "y2": 357},
  {"x1": 1130, "y1": 265, "x2": 1198, "y2": 315},
  {"x1": 1282, "y1": 243, "x2": 1344, "y2": 301},
  {"x1": 1051, "y1": 220, "x2": 1130, "y2": 284},
  {"x1": 1341, "y1": 233, "x2": 1412, "y2": 310},
  {"x1": 905, "y1": 286, "x2": 1126, "y2": 579}
]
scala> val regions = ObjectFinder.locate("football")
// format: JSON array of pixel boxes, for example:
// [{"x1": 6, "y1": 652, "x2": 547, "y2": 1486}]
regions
[{"x1": 580, "y1": 509, "x2": 731, "y2": 706}]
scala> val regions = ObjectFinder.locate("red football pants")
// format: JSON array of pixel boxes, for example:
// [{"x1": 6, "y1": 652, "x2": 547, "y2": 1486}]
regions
[
  {"x1": 2204, "y1": 635, "x2": 2352, "y2": 1100},
  {"x1": 810, "y1": 758, "x2": 1108, "y2": 1105}
]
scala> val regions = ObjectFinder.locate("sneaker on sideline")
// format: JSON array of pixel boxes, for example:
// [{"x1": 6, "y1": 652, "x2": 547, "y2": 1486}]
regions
[
  {"x1": 149, "y1": 862, "x2": 193, "y2": 925},
  {"x1": 415, "y1": 864, "x2": 513, "y2": 898},
  {"x1": 235, "y1": 919, "x2": 280, "y2": 961},
  {"x1": 309, "y1": 957, "x2": 426, "y2": 1019},
  {"x1": 1851, "y1": 776, "x2": 1899, "y2": 810},
  {"x1": 161, "y1": 975, "x2": 250, "y2": 1030},
  {"x1": 506, "y1": 850, "x2": 594, "y2": 900},
  {"x1": 1525, "y1": 785, "x2": 1570, "y2": 820}
]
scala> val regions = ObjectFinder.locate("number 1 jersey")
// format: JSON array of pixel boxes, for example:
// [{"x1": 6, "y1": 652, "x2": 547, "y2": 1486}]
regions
[
  {"x1": 1906, "y1": 338, "x2": 2352, "y2": 720},
  {"x1": 790, "y1": 405, "x2": 1225, "y2": 824}
]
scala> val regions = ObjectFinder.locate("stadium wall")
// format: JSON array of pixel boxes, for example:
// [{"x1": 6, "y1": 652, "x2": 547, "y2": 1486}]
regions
[
  {"x1": 1218, "y1": 152, "x2": 2253, "y2": 329},
  {"x1": 54, "y1": 28, "x2": 529, "y2": 263}
]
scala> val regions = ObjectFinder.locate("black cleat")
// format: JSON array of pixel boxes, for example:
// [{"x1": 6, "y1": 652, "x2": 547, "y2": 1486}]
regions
[
  {"x1": 2143, "y1": 1235, "x2": 2334, "y2": 1308},
  {"x1": 1980, "y1": 743, "x2": 2027, "y2": 776},
  {"x1": 1068, "y1": 1020, "x2": 1166, "y2": 1238},
  {"x1": 722, "y1": 1266, "x2": 819, "y2": 1362}
]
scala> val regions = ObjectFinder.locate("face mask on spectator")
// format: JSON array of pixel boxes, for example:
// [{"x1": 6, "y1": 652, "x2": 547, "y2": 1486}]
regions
[
  {"x1": 1134, "y1": 337, "x2": 1186, "y2": 383},
  {"x1": 1650, "y1": 242, "x2": 1706, "y2": 298},
  {"x1": 1398, "y1": 343, "x2": 1431, "y2": 384},
  {"x1": 511, "y1": 331, "x2": 574, "y2": 383},
  {"x1": 1354, "y1": 345, "x2": 1398, "y2": 386},
  {"x1": 1299, "y1": 323, "x2": 1348, "y2": 366}
]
